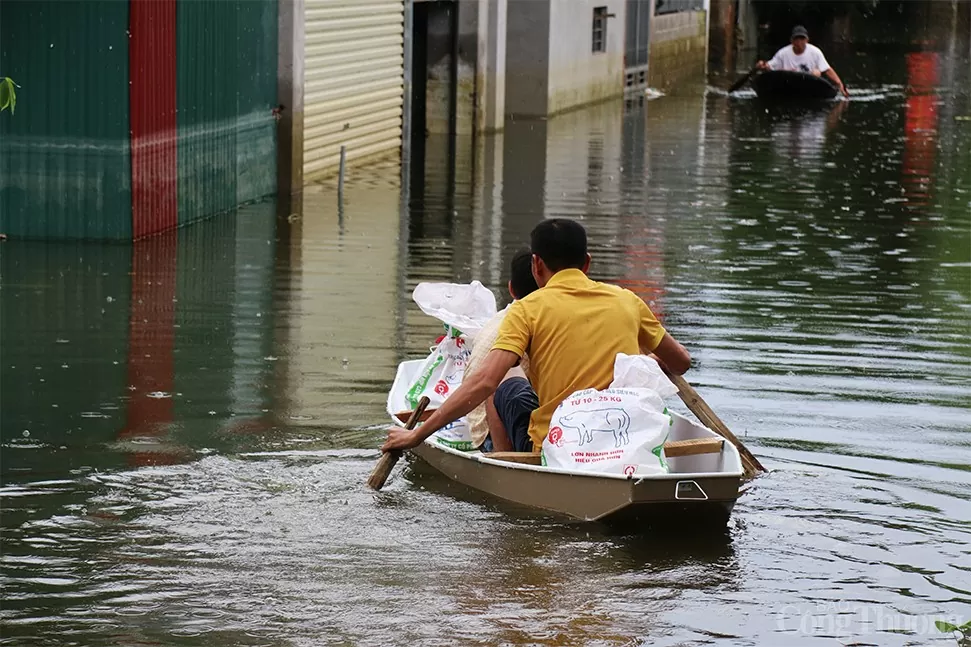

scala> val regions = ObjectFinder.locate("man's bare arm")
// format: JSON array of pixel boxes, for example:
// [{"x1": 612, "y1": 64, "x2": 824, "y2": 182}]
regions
[
  {"x1": 645, "y1": 333, "x2": 691, "y2": 375},
  {"x1": 824, "y1": 68, "x2": 848, "y2": 97},
  {"x1": 382, "y1": 349, "x2": 520, "y2": 451}
]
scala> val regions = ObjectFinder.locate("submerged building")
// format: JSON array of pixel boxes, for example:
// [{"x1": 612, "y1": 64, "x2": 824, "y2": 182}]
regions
[{"x1": 0, "y1": 0, "x2": 711, "y2": 240}]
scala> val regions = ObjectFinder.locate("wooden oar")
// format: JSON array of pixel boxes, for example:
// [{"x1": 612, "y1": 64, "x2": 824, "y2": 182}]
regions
[
  {"x1": 667, "y1": 372, "x2": 765, "y2": 479},
  {"x1": 367, "y1": 396, "x2": 430, "y2": 490},
  {"x1": 728, "y1": 66, "x2": 759, "y2": 93}
]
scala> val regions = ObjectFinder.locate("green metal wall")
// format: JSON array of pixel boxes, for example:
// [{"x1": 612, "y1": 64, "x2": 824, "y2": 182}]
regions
[
  {"x1": 0, "y1": 1, "x2": 132, "y2": 240},
  {"x1": 0, "y1": 0, "x2": 277, "y2": 240},
  {"x1": 176, "y1": 0, "x2": 278, "y2": 227}
]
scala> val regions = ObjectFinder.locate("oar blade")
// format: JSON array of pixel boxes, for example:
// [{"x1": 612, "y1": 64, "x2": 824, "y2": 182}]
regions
[
  {"x1": 728, "y1": 68, "x2": 758, "y2": 94},
  {"x1": 367, "y1": 396, "x2": 431, "y2": 490}
]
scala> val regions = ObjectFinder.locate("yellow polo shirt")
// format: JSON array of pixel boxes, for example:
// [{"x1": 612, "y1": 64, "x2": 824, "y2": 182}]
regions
[{"x1": 491, "y1": 268, "x2": 667, "y2": 451}]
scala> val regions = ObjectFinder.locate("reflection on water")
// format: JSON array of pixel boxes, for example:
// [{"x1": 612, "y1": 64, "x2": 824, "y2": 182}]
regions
[{"x1": 2, "y1": 37, "x2": 970, "y2": 646}]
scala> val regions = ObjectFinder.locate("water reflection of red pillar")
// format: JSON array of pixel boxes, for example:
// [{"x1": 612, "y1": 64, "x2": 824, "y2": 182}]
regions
[
  {"x1": 615, "y1": 224, "x2": 667, "y2": 323},
  {"x1": 118, "y1": 233, "x2": 183, "y2": 466},
  {"x1": 902, "y1": 52, "x2": 940, "y2": 211}
]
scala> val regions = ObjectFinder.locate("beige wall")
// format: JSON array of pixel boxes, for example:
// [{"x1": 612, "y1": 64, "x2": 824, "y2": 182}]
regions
[{"x1": 648, "y1": 10, "x2": 708, "y2": 89}]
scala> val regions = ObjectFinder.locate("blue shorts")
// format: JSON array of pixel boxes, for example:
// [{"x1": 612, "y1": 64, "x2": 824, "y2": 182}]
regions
[{"x1": 482, "y1": 377, "x2": 538, "y2": 453}]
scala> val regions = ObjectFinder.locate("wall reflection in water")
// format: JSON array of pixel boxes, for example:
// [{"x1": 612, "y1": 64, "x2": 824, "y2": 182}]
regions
[{"x1": 2, "y1": 205, "x2": 279, "y2": 478}]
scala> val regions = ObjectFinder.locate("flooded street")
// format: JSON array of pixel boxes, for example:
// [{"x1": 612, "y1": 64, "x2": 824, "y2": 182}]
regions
[{"x1": 2, "y1": 39, "x2": 970, "y2": 646}]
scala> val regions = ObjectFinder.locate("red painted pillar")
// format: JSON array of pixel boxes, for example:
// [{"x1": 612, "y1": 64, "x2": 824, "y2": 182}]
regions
[{"x1": 129, "y1": 0, "x2": 178, "y2": 239}]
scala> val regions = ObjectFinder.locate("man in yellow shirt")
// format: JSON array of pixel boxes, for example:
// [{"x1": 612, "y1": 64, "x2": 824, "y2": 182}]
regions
[{"x1": 382, "y1": 218, "x2": 691, "y2": 454}]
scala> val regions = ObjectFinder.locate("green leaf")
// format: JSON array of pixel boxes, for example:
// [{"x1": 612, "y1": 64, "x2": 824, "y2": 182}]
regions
[
  {"x1": 960, "y1": 619, "x2": 971, "y2": 631},
  {"x1": 937, "y1": 620, "x2": 958, "y2": 633},
  {"x1": 0, "y1": 77, "x2": 17, "y2": 114}
]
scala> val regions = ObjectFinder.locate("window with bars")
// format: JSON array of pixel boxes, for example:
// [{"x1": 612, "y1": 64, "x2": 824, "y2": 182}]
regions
[{"x1": 592, "y1": 6, "x2": 608, "y2": 53}]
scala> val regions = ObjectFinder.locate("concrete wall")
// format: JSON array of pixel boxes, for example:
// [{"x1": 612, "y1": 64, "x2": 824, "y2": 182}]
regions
[
  {"x1": 648, "y1": 9, "x2": 708, "y2": 89},
  {"x1": 735, "y1": 0, "x2": 758, "y2": 62},
  {"x1": 456, "y1": 0, "x2": 478, "y2": 135},
  {"x1": 505, "y1": 0, "x2": 628, "y2": 119},
  {"x1": 426, "y1": 4, "x2": 456, "y2": 135},
  {"x1": 475, "y1": 0, "x2": 508, "y2": 133},
  {"x1": 547, "y1": 0, "x2": 627, "y2": 114},
  {"x1": 505, "y1": 0, "x2": 551, "y2": 117},
  {"x1": 707, "y1": 0, "x2": 736, "y2": 75}
]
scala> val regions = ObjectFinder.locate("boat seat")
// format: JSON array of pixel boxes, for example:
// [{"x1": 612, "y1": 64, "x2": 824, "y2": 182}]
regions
[
  {"x1": 484, "y1": 451, "x2": 542, "y2": 465},
  {"x1": 663, "y1": 438, "x2": 724, "y2": 457},
  {"x1": 484, "y1": 438, "x2": 723, "y2": 465}
]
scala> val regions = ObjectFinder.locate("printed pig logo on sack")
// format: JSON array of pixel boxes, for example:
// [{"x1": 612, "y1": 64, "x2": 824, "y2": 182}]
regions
[
  {"x1": 544, "y1": 385, "x2": 671, "y2": 475},
  {"x1": 559, "y1": 408, "x2": 629, "y2": 464}
]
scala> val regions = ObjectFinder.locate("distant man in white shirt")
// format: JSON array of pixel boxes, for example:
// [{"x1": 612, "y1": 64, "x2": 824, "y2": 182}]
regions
[{"x1": 758, "y1": 25, "x2": 849, "y2": 98}]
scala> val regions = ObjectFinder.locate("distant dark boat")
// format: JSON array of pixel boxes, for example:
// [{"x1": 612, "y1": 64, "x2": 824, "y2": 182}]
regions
[{"x1": 752, "y1": 70, "x2": 839, "y2": 101}]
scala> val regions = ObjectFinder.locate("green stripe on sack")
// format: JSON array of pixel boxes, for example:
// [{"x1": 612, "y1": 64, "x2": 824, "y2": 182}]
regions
[
  {"x1": 653, "y1": 429, "x2": 671, "y2": 471},
  {"x1": 435, "y1": 437, "x2": 475, "y2": 451},
  {"x1": 406, "y1": 353, "x2": 444, "y2": 409}
]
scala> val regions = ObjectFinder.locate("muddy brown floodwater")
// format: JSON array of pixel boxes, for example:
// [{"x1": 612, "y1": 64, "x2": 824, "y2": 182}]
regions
[{"x1": 2, "y1": 37, "x2": 970, "y2": 647}]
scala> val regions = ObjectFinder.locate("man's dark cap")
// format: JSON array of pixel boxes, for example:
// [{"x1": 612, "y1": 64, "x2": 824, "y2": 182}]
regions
[{"x1": 791, "y1": 25, "x2": 809, "y2": 39}]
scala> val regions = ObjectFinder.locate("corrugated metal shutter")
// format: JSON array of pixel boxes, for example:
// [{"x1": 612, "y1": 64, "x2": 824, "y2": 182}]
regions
[{"x1": 303, "y1": 0, "x2": 405, "y2": 180}]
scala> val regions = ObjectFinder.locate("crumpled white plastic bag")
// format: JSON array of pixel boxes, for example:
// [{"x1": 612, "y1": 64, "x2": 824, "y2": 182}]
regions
[
  {"x1": 398, "y1": 282, "x2": 497, "y2": 451},
  {"x1": 412, "y1": 281, "x2": 497, "y2": 338},
  {"x1": 610, "y1": 353, "x2": 679, "y2": 396}
]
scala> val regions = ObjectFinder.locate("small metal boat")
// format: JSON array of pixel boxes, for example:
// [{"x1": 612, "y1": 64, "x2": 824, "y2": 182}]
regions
[
  {"x1": 388, "y1": 360, "x2": 743, "y2": 528},
  {"x1": 752, "y1": 69, "x2": 839, "y2": 101}
]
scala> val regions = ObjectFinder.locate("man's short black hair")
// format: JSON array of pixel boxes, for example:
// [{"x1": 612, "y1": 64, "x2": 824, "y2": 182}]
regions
[
  {"x1": 509, "y1": 249, "x2": 539, "y2": 299},
  {"x1": 530, "y1": 218, "x2": 588, "y2": 272}
]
